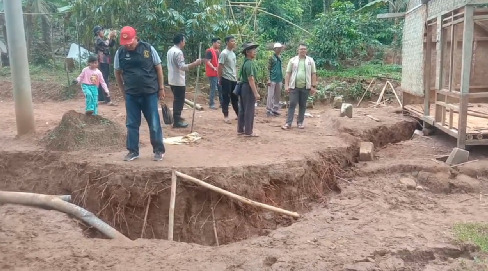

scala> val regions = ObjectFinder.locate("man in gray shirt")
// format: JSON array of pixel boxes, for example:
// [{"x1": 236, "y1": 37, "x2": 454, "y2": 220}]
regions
[
  {"x1": 218, "y1": 36, "x2": 238, "y2": 124},
  {"x1": 167, "y1": 33, "x2": 202, "y2": 128}
]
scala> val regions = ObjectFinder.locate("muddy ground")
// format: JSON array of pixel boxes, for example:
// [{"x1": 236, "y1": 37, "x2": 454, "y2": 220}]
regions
[{"x1": 1, "y1": 79, "x2": 488, "y2": 270}]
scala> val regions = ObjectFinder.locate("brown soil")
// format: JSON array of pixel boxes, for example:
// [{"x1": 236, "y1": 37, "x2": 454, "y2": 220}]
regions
[
  {"x1": 43, "y1": 110, "x2": 125, "y2": 151},
  {"x1": 1, "y1": 79, "x2": 488, "y2": 270}
]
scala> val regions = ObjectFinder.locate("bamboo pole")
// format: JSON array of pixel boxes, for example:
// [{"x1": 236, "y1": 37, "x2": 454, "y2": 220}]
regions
[
  {"x1": 211, "y1": 207, "x2": 219, "y2": 246},
  {"x1": 191, "y1": 42, "x2": 203, "y2": 133},
  {"x1": 375, "y1": 81, "x2": 388, "y2": 105},
  {"x1": 168, "y1": 170, "x2": 177, "y2": 241},
  {"x1": 357, "y1": 78, "x2": 375, "y2": 106},
  {"x1": 228, "y1": 4, "x2": 312, "y2": 35},
  {"x1": 387, "y1": 81, "x2": 403, "y2": 107},
  {"x1": 140, "y1": 196, "x2": 151, "y2": 238},
  {"x1": 174, "y1": 171, "x2": 300, "y2": 218},
  {"x1": 184, "y1": 99, "x2": 203, "y2": 110}
]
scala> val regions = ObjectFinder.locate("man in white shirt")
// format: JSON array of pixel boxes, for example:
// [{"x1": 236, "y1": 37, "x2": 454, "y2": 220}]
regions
[{"x1": 167, "y1": 33, "x2": 202, "y2": 128}]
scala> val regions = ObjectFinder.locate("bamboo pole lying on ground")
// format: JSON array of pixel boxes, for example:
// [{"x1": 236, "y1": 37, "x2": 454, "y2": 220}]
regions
[
  {"x1": 184, "y1": 99, "x2": 203, "y2": 111},
  {"x1": 174, "y1": 171, "x2": 300, "y2": 218},
  {"x1": 0, "y1": 191, "x2": 130, "y2": 242}
]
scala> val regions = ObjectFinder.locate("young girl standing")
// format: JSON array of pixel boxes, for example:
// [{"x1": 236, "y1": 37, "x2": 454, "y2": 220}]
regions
[{"x1": 76, "y1": 55, "x2": 110, "y2": 115}]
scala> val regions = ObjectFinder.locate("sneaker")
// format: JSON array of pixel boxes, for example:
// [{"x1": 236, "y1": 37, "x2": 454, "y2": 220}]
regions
[
  {"x1": 266, "y1": 110, "x2": 273, "y2": 117},
  {"x1": 153, "y1": 152, "x2": 164, "y2": 161},
  {"x1": 209, "y1": 105, "x2": 218, "y2": 110},
  {"x1": 173, "y1": 121, "x2": 189, "y2": 128},
  {"x1": 124, "y1": 152, "x2": 139, "y2": 161},
  {"x1": 272, "y1": 111, "x2": 281, "y2": 116}
]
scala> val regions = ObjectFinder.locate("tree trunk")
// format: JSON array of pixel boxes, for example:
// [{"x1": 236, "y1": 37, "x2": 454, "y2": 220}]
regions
[
  {"x1": 0, "y1": 14, "x2": 7, "y2": 51},
  {"x1": 24, "y1": 15, "x2": 33, "y2": 62},
  {"x1": 41, "y1": 15, "x2": 52, "y2": 53}
]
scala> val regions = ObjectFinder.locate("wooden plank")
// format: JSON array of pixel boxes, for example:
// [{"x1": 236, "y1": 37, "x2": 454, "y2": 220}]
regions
[
  {"x1": 435, "y1": 91, "x2": 443, "y2": 122},
  {"x1": 466, "y1": 139, "x2": 488, "y2": 145},
  {"x1": 449, "y1": 23, "x2": 457, "y2": 92},
  {"x1": 474, "y1": 14, "x2": 488, "y2": 20},
  {"x1": 449, "y1": 109, "x2": 454, "y2": 129},
  {"x1": 443, "y1": 17, "x2": 465, "y2": 27},
  {"x1": 435, "y1": 122, "x2": 461, "y2": 138},
  {"x1": 469, "y1": 92, "x2": 488, "y2": 98},
  {"x1": 437, "y1": 89, "x2": 461, "y2": 98},
  {"x1": 458, "y1": 6, "x2": 475, "y2": 149},
  {"x1": 446, "y1": 22, "x2": 455, "y2": 128},
  {"x1": 435, "y1": 15, "x2": 444, "y2": 91},
  {"x1": 377, "y1": 13, "x2": 405, "y2": 19},
  {"x1": 436, "y1": 101, "x2": 460, "y2": 111},
  {"x1": 474, "y1": 21, "x2": 488, "y2": 34},
  {"x1": 424, "y1": 24, "x2": 433, "y2": 116},
  {"x1": 434, "y1": 16, "x2": 444, "y2": 125},
  {"x1": 455, "y1": 85, "x2": 488, "y2": 90}
]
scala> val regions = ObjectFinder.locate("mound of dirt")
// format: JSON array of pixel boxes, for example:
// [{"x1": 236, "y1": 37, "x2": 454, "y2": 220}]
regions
[{"x1": 43, "y1": 110, "x2": 125, "y2": 151}]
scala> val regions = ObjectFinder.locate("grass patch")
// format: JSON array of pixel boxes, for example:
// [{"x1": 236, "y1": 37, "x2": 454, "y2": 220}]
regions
[
  {"x1": 317, "y1": 63, "x2": 402, "y2": 80},
  {"x1": 0, "y1": 62, "x2": 80, "y2": 86},
  {"x1": 454, "y1": 223, "x2": 488, "y2": 252}
]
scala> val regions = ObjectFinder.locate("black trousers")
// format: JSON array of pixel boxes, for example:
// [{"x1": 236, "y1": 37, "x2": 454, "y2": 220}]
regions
[
  {"x1": 221, "y1": 77, "x2": 239, "y2": 117},
  {"x1": 170, "y1": 85, "x2": 186, "y2": 122},
  {"x1": 98, "y1": 63, "x2": 111, "y2": 103}
]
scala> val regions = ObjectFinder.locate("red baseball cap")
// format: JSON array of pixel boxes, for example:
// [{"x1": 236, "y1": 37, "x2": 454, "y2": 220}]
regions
[{"x1": 120, "y1": 26, "x2": 136, "y2": 45}]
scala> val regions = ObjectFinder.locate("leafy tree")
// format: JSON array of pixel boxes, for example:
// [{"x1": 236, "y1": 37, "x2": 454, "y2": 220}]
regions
[
  {"x1": 69, "y1": 0, "x2": 237, "y2": 61},
  {"x1": 309, "y1": 0, "x2": 397, "y2": 68},
  {"x1": 257, "y1": 0, "x2": 304, "y2": 42}
]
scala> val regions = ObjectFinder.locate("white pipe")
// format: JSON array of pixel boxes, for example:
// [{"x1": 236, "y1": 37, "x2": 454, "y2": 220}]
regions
[{"x1": 0, "y1": 191, "x2": 130, "y2": 242}]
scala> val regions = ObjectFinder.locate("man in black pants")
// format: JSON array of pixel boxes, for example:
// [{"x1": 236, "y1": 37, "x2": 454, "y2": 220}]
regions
[
  {"x1": 218, "y1": 36, "x2": 239, "y2": 124},
  {"x1": 93, "y1": 25, "x2": 116, "y2": 105},
  {"x1": 167, "y1": 33, "x2": 202, "y2": 128}
]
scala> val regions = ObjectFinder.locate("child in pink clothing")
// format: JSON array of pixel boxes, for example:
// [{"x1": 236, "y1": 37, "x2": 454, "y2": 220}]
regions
[{"x1": 77, "y1": 55, "x2": 110, "y2": 115}]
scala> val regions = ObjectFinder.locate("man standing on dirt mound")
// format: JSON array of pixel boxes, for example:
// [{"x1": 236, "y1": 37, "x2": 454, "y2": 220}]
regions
[
  {"x1": 167, "y1": 33, "x2": 202, "y2": 128},
  {"x1": 114, "y1": 26, "x2": 166, "y2": 162}
]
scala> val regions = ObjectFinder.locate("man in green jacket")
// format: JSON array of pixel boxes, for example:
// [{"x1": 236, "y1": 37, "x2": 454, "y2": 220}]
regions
[{"x1": 266, "y1": 42, "x2": 284, "y2": 117}]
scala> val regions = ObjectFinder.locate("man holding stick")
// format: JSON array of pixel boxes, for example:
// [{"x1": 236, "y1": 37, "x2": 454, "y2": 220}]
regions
[{"x1": 167, "y1": 33, "x2": 202, "y2": 128}]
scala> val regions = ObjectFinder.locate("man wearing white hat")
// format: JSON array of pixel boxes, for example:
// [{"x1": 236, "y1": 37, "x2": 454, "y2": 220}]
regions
[{"x1": 266, "y1": 43, "x2": 284, "y2": 117}]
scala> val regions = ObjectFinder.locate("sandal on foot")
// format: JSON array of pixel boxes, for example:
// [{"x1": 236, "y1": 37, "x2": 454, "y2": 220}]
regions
[
  {"x1": 298, "y1": 123, "x2": 305, "y2": 129},
  {"x1": 281, "y1": 124, "x2": 291, "y2": 130}
]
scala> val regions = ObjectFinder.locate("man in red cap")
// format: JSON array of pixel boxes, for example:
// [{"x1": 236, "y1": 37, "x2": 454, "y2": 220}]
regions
[{"x1": 114, "y1": 26, "x2": 166, "y2": 162}]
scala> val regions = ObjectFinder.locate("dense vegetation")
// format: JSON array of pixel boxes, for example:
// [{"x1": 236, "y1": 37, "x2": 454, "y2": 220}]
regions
[{"x1": 0, "y1": 0, "x2": 406, "y2": 100}]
